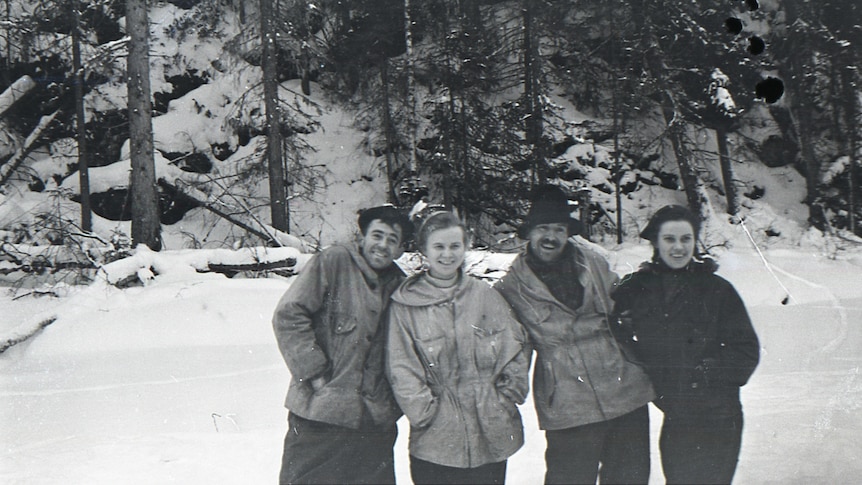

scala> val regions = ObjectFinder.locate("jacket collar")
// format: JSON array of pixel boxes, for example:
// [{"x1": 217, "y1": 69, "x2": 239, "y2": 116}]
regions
[
  {"x1": 638, "y1": 257, "x2": 718, "y2": 275},
  {"x1": 510, "y1": 242, "x2": 589, "y2": 305},
  {"x1": 391, "y1": 270, "x2": 470, "y2": 306}
]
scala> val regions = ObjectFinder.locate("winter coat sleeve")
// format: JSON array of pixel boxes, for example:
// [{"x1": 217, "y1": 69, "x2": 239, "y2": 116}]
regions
[
  {"x1": 386, "y1": 303, "x2": 439, "y2": 428},
  {"x1": 491, "y1": 291, "x2": 531, "y2": 405},
  {"x1": 271, "y1": 252, "x2": 331, "y2": 382},
  {"x1": 609, "y1": 275, "x2": 642, "y2": 350},
  {"x1": 711, "y1": 280, "x2": 760, "y2": 387}
]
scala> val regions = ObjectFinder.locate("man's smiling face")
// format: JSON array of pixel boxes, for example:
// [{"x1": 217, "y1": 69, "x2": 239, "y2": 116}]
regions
[
  {"x1": 527, "y1": 222, "x2": 569, "y2": 263},
  {"x1": 359, "y1": 220, "x2": 404, "y2": 271}
]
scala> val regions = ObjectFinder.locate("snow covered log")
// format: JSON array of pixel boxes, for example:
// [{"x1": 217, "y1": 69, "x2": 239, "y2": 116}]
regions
[
  {"x1": 0, "y1": 75, "x2": 36, "y2": 117},
  {"x1": 0, "y1": 316, "x2": 57, "y2": 354},
  {"x1": 1, "y1": 242, "x2": 308, "y2": 285},
  {"x1": 98, "y1": 245, "x2": 308, "y2": 286}
]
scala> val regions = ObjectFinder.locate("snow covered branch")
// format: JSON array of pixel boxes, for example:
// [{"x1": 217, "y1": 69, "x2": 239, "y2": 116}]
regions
[{"x1": 0, "y1": 75, "x2": 36, "y2": 117}]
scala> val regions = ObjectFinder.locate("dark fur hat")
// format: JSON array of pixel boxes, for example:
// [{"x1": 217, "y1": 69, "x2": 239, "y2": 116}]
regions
[{"x1": 517, "y1": 185, "x2": 584, "y2": 239}]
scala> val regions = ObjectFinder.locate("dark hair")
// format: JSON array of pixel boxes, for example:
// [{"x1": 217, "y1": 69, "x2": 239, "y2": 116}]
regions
[
  {"x1": 639, "y1": 205, "x2": 701, "y2": 243},
  {"x1": 416, "y1": 211, "x2": 470, "y2": 254},
  {"x1": 357, "y1": 205, "x2": 414, "y2": 243}
]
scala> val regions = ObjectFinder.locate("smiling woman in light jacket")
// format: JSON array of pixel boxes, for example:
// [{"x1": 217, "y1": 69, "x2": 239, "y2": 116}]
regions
[{"x1": 386, "y1": 211, "x2": 530, "y2": 485}]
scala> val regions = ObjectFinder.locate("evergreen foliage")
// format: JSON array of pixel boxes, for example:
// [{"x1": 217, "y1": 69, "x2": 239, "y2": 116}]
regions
[{"x1": 0, "y1": 0, "x2": 859, "y2": 250}]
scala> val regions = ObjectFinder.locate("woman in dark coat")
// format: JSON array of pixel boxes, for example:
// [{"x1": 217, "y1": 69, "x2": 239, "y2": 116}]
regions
[{"x1": 612, "y1": 205, "x2": 760, "y2": 485}]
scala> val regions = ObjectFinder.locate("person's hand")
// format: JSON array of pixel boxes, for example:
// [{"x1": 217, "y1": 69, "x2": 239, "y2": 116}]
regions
[
  {"x1": 309, "y1": 375, "x2": 327, "y2": 392},
  {"x1": 496, "y1": 374, "x2": 522, "y2": 404}
]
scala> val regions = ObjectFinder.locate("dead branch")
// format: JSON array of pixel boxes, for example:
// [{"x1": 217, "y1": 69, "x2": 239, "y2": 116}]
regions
[
  {"x1": 157, "y1": 178, "x2": 281, "y2": 245},
  {"x1": 0, "y1": 110, "x2": 60, "y2": 186}
]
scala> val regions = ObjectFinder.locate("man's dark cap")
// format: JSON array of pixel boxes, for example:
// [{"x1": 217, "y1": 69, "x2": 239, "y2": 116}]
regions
[{"x1": 517, "y1": 185, "x2": 584, "y2": 239}]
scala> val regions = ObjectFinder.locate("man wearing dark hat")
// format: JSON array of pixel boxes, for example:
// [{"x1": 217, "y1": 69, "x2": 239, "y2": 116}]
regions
[
  {"x1": 272, "y1": 205, "x2": 414, "y2": 484},
  {"x1": 495, "y1": 185, "x2": 655, "y2": 485}
]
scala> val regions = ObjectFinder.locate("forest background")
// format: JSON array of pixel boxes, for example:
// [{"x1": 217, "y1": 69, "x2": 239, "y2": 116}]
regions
[
  {"x1": 2, "y1": 2, "x2": 862, "y2": 483},
  {"x1": 0, "y1": 0, "x2": 860, "y2": 275}
]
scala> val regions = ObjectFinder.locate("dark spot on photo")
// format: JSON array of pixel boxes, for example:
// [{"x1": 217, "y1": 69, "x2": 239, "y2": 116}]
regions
[
  {"x1": 756, "y1": 77, "x2": 784, "y2": 103},
  {"x1": 748, "y1": 36, "x2": 765, "y2": 55},
  {"x1": 725, "y1": 18, "x2": 743, "y2": 35}
]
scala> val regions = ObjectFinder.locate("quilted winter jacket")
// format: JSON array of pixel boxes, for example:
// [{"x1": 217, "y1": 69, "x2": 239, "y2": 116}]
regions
[
  {"x1": 495, "y1": 241, "x2": 655, "y2": 430},
  {"x1": 611, "y1": 260, "x2": 760, "y2": 411},
  {"x1": 272, "y1": 244, "x2": 404, "y2": 430},
  {"x1": 387, "y1": 272, "x2": 530, "y2": 468}
]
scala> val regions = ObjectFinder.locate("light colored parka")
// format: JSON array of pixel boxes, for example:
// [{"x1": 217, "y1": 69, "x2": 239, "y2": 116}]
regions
[
  {"x1": 495, "y1": 240, "x2": 655, "y2": 430},
  {"x1": 272, "y1": 244, "x2": 403, "y2": 430},
  {"x1": 387, "y1": 271, "x2": 530, "y2": 468}
]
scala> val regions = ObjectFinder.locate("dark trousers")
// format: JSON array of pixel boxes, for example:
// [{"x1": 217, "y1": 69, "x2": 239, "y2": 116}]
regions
[
  {"x1": 660, "y1": 404, "x2": 743, "y2": 485},
  {"x1": 410, "y1": 455, "x2": 507, "y2": 485},
  {"x1": 279, "y1": 412, "x2": 397, "y2": 485},
  {"x1": 544, "y1": 405, "x2": 650, "y2": 485}
]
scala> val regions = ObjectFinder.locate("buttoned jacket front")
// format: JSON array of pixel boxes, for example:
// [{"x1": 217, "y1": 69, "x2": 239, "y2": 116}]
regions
[
  {"x1": 387, "y1": 272, "x2": 530, "y2": 468},
  {"x1": 495, "y1": 241, "x2": 655, "y2": 430},
  {"x1": 272, "y1": 243, "x2": 404, "y2": 429}
]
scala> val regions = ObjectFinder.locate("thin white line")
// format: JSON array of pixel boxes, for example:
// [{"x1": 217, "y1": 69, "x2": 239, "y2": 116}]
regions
[{"x1": 0, "y1": 365, "x2": 283, "y2": 397}]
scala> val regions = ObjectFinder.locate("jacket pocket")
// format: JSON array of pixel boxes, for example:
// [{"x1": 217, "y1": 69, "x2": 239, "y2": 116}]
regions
[
  {"x1": 472, "y1": 321, "x2": 504, "y2": 372},
  {"x1": 414, "y1": 335, "x2": 448, "y2": 394},
  {"x1": 330, "y1": 312, "x2": 360, "y2": 366},
  {"x1": 332, "y1": 312, "x2": 358, "y2": 335}
]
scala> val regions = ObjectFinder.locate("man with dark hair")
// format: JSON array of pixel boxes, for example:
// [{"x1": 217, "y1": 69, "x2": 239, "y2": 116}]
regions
[
  {"x1": 495, "y1": 185, "x2": 655, "y2": 485},
  {"x1": 273, "y1": 205, "x2": 414, "y2": 484}
]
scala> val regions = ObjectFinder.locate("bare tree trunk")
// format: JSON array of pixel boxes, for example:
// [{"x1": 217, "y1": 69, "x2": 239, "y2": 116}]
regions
[
  {"x1": 404, "y1": 0, "x2": 417, "y2": 174},
  {"x1": 3, "y1": 0, "x2": 10, "y2": 87},
  {"x1": 610, "y1": 0, "x2": 622, "y2": 243},
  {"x1": 380, "y1": 60, "x2": 398, "y2": 204},
  {"x1": 261, "y1": 0, "x2": 288, "y2": 232},
  {"x1": 522, "y1": 0, "x2": 545, "y2": 184},
  {"x1": 72, "y1": 1, "x2": 91, "y2": 232},
  {"x1": 296, "y1": 0, "x2": 311, "y2": 96},
  {"x1": 843, "y1": 63, "x2": 858, "y2": 235},
  {"x1": 127, "y1": 0, "x2": 161, "y2": 250},
  {"x1": 439, "y1": 4, "x2": 455, "y2": 209},
  {"x1": 716, "y1": 127, "x2": 738, "y2": 215},
  {"x1": 661, "y1": 90, "x2": 703, "y2": 217},
  {"x1": 792, "y1": 95, "x2": 825, "y2": 229}
]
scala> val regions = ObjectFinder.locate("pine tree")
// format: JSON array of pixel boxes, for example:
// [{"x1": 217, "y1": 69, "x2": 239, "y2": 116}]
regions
[
  {"x1": 127, "y1": 0, "x2": 161, "y2": 250},
  {"x1": 261, "y1": 0, "x2": 288, "y2": 233}
]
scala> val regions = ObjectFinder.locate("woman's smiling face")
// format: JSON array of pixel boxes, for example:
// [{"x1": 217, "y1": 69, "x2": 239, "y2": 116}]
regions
[
  {"x1": 423, "y1": 226, "x2": 467, "y2": 280},
  {"x1": 655, "y1": 220, "x2": 695, "y2": 269}
]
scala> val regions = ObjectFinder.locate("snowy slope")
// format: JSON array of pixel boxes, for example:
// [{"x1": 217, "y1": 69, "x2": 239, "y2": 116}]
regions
[{"x1": 2, "y1": 245, "x2": 861, "y2": 484}]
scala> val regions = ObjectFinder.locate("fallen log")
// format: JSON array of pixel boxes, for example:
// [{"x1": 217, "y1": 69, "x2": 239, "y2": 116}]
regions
[{"x1": 0, "y1": 75, "x2": 36, "y2": 117}]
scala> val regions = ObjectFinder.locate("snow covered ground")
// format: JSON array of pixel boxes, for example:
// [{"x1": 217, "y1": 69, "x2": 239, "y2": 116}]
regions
[{"x1": 2, "y1": 242, "x2": 862, "y2": 484}]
